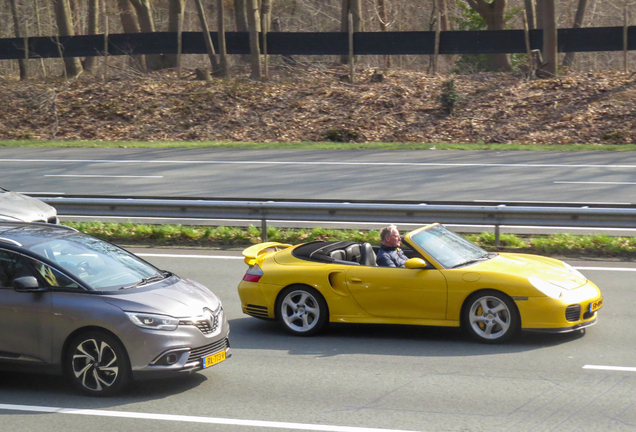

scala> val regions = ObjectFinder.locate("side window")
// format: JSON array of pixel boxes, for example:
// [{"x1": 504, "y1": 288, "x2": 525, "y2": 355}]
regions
[
  {"x1": 30, "y1": 260, "x2": 79, "y2": 289},
  {"x1": 0, "y1": 250, "x2": 32, "y2": 289},
  {"x1": 400, "y1": 242, "x2": 420, "y2": 259}
]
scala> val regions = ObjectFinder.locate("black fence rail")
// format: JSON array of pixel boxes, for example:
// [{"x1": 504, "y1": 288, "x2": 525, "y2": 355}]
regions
[{"x1": 0, "y1": 27, "x2": 634, "y2": 60}]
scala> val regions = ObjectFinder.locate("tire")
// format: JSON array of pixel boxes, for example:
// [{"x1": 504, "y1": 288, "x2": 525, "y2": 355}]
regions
[
  {"x1": 464, "y1": 290, "x2": 519, "y2": 344},
  {"x1": 65, "y1": 331, "x2": 131, "y2": 396},
  {"x1": 276, "y1": 285, "x2": 329, "y2": 336}
]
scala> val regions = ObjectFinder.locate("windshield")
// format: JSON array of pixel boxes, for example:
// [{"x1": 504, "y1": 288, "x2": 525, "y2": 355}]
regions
[
  {"x1": 409, "y1": 225, "x2": 489, "y2": 268},
  {"x1": 27, "y1": 233, "x2": 164, "y2": 291}
]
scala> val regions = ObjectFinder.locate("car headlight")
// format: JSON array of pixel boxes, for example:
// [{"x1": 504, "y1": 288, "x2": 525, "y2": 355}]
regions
[
  {"x1": 528, "y1": 276, "x2": 565, "y2": 299},
  {"x1": 126, "y1": 312, "x2": 179, "y2": 331},
  {"x1": 563, "y1": 262, "x2": 586, "y2": 280}
]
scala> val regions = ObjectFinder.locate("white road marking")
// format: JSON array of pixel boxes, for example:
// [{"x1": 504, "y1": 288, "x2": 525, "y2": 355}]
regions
[
  {"x1": 475, "y1": 199, "x2": 632, "y2": 205},
  {"x1": 0, "y1": 404, "x2": 421, "y2": 432},
  {"x1": 136, "y1": 253, "x2": 243, "y2": 260},
  {"x1": 555, "y1": 181, "x2": 636, "y2": 185},
  {"x1": 3, "y1": 158, "x2": 636, "y2": 169},
  {"x1": 44, "y1": 175, "x2": 163, "y2": 178},
  {"x1": 15, "y1": 191, "x2": 67, "y2": 195},
  {"x1": 575, "y1": 266, "x2": 636, "y2": 272},
  {"x1": 583, "y1": 365, "x2": 636, "y2": 372}
]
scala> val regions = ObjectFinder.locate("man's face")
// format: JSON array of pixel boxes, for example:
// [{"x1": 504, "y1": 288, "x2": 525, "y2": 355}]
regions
[{"x1": 384, "y1": 228, "x2": 401, "y2": 247}]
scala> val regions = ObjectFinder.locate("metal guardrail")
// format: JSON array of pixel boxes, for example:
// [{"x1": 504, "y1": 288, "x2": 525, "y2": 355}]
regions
[{"x1": 41, "y1": 196, "x2": 636, "y2": 245}]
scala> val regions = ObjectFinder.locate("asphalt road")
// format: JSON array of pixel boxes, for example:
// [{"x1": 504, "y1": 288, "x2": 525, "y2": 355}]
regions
[
  {"x1": 2, "y1": 148, "x2": 636, "y2": 204},
  {"x1": 0, "y1": 249, "x2": 634, "y2": 432}
]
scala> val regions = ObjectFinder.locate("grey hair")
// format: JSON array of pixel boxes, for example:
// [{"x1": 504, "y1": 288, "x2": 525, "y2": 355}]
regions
[{"x1": 380, "y1": 224, "x2": 397, "y2": 241}]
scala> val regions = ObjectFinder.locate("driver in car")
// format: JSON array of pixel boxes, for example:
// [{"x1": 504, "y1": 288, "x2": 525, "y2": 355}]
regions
[{"x1": 376, "y1": 225, "x2": 408, "y2": 268}]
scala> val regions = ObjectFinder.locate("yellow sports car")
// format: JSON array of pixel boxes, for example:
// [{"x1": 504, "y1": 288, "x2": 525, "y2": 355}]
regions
[{"x1": 237, "y1": 223, "x2": 602, "y2": 343}]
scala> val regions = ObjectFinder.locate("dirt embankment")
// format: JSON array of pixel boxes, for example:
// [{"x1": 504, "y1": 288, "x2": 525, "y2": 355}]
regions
[{"x1": 1, "y1": 66, "x2": 635, "y2": 145}]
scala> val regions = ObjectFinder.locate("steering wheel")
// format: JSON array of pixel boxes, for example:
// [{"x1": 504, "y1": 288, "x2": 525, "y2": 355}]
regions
[{"x1": 75, "y1": 261, "x2": 90, "y2": 272}]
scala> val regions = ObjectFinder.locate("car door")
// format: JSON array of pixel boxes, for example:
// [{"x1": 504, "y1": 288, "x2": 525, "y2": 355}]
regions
[
  {"x1": 345, "y1": 265, "x2": 448, "y2": 320},
  {"x1": 0, "y1": 249, "x2": 52, "y2": 363}
]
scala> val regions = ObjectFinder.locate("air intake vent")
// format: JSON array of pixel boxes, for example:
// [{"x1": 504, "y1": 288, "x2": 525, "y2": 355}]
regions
[
  {"x1": 246, "y1": 304, "x2": 269, "y2": 318},
  {"x1": 188, "y1": 338, "x2": 230, "y2": 364},
  {"x1": 565, "y1": 305, "x2": 581, "y2": 322}
]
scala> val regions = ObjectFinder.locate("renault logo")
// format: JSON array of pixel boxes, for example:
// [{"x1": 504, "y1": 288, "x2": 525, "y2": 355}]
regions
[{"x1": 203, "y1": 308, "x2": 215, "y2": 328}]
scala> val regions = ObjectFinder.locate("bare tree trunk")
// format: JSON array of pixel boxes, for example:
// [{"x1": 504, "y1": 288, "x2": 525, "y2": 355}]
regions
[
  {"x1": 218, "y1": 0, "x2": 228, "y2": 76},
  {"x1": 117, "y1": 0, "x2": 146, "y2": 71},
  {"x1": 234, "y1": 0, "x2": 248, "y2": 31},
  {"x1": 128, "y1": 0, "x2": 163, "y2": 69},
  {"x1": 9, "y1": 0, "x2": 29, "y2": 80},
  {"x1": 562, "y1": 0, "x2": 589, "y2": 68},
  {"x1": 535, "y1": 0, "x2": 544, "y2": 29},
  {"x1": 194, "y1": 0, "x2": 221, "y2": 73},
  {"x1": 34, "y1": 0, "x2": 47, "y2": 76},
  {"x1": 53, "y1": 0, "x2": 83, "y2": 78},
  {"x1": 82, "y1": 0, "x2": 99, "y2": 73},
  {"x1": 261, "y1": 0, "x2": 272, "y2": 79},
  {"x1": 465, "y1": 0, "x2": 512, "y2": 71},
  {"x1": 164, "y1": 0, "x2": 186, "y2": 68},
  {"x1": 246, "y1": 0, "x2": 262, "y2": 80},
  {"x1": 438, "y1": 0, "x2": 449, "y2": 31},
  {"x1": 340, "y1": 0, "x2": 362, "y2": 64},
  {"x1": 378, "y1": 0, "x2": 391, "y2": 68},
  {"x1": 539, "y1": 0, "x2": 557, "y2": 76},
  {"x1": 261, "y1": 0, "x2": 273, "y2": 32},
  {"x1": 524, "y1": 0, "x2": 536, "y2": 29}
]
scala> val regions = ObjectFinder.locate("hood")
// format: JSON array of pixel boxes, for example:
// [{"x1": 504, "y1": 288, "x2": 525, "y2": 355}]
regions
[
  {"x1": 0, "y1": 190, "x2": 57, "y2": 222},
  {"x1": 103, "y1": 277, "x2": 221, "y2": 317},
  {"x1": 474, "y1": 253, "x2": 587, "y2": 290}
]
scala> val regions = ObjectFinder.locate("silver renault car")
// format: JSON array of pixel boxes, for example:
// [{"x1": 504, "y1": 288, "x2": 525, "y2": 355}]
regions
[
  {"x1": 0, "y1": 186, "x2": 58, "y2": 224},
  {"x1": 0, "y1": 222, "x2": 230, "y2": 396}
]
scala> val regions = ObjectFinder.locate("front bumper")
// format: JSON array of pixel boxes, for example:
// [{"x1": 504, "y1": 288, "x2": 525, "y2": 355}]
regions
[
  {"x1": 127, "y1": 309, "x2": 231, "y2": 381},
  {"x1": 515, "y1": 280, "x2": 602, "y2": 332},
  {"x1": 132, "y1": 338, "x2": 231, "y2": 381},
  {"x1": 524, "y1": 316, "x2": 597, "y2": 333}
]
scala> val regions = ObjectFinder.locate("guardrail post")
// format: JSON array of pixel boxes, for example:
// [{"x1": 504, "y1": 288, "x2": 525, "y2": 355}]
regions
[
  {"x1": 261, "y1": 219, "x2": 268, "y2": 242},
  {"x1": 495, "y1": 225, "x2": 500, "y2": 248}
]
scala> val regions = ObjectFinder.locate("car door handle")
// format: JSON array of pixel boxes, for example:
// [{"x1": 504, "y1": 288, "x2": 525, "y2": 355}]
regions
[{"x1": 349, "y1": 278, "x2": 363, "y2": 283}]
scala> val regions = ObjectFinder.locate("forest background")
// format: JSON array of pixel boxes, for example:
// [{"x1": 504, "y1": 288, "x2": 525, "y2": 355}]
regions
[
  {"x1": 0, "y1": 0, "x2": 635, "y2": 145},
  {"x1": 2, "y1": 0, "x2": 634, "y2": 78}
]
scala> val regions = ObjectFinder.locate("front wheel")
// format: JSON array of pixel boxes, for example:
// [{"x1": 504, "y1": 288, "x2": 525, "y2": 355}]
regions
[
  {"x1": 276, "y1": 286, "x2": 328, "y2": 336},
  {"x1": 65, "y1": 331, "x2": 131, "y2": 396},
  {"x1": 464, "y1": 290, "x2": 519, "y2": 344}
]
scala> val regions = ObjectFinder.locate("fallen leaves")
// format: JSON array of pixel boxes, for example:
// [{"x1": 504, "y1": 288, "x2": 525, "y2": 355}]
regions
[{"x1": 0, "y1": 67, "x2": 635, "y2": 144}]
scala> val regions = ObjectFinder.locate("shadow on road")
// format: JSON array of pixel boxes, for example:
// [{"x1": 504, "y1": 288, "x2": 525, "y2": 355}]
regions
[
  {"x1": 228, "y1": 316, "x2": 587, "y2": 358},
  {"x1": 0, "y1": 368, "x2": 211, "y2": 409}
]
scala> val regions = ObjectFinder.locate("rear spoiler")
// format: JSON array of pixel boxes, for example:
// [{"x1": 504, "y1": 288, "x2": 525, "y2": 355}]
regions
[{"x1": 242, "y1": 242, "x2": 292, "y2": 266}]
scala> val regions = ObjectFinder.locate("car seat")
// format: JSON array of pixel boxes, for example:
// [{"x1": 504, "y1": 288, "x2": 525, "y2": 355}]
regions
[
  {"x1": 345, "y1": 244, "x2": 362, "y2": 263},
  {"x1": 360, "y1": 242, "x2": 377, "y2": 266}
]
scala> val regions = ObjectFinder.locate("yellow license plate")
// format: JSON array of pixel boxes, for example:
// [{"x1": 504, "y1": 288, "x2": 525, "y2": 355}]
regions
[
  {"x1": 590, "y1": 298, "x2": 603, "y2": 313},
  {"x1": 203, "y1": 350, "x2": 226, "y2": 368}
]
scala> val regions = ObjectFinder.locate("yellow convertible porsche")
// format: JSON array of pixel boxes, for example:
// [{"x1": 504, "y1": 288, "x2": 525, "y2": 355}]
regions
[{"x1": 237, "y1": 223, "x2": 602, "y2": 343}]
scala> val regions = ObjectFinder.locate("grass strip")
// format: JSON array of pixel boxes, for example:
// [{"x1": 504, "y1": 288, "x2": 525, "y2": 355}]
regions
[
  {"x1": 3, "y1": 140, "x2": 636, "y2": 151},
  {"x1": 65, "y1": 221, "x2": 636, "y2": 259}
]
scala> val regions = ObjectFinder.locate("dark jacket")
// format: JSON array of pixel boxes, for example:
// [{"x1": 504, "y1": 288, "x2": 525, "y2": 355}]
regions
[{"x1": 376, "y1": 244, "x2": 408, "y2": 268}]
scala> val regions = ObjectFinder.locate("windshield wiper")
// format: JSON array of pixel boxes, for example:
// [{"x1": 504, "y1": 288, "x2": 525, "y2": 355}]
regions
[
  {"x1": 452, "y1": 253, "x2": 494, "y2": 269},
  {"x1": 119, "y1": 273, "x2": 168, "y2": 290}
]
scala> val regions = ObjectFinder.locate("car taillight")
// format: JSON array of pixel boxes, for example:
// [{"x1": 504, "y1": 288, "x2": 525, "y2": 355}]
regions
[{"x1": 243, "y1": 264, "x2": 263, "y2": 282}]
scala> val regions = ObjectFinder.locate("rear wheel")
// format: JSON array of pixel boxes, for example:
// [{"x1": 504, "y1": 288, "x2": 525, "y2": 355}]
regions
[
  {"x1": 65, "y1": 331, "x2": 131, "y2": 396},
  {"x1": 464, "y1": 290, "x2": 519, "y2": 344},
  {"x1": 276, "y1": 286, "x2": 328, "y2": 336}
]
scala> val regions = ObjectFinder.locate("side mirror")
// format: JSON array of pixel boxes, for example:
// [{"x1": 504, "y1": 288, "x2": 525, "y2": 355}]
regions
[
  {"x1": 404, "y1": 258, "x2": 428, "y2": 269},
  {"x1": 14, "y1": 276, "x2": 47, "y2": 292}
]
